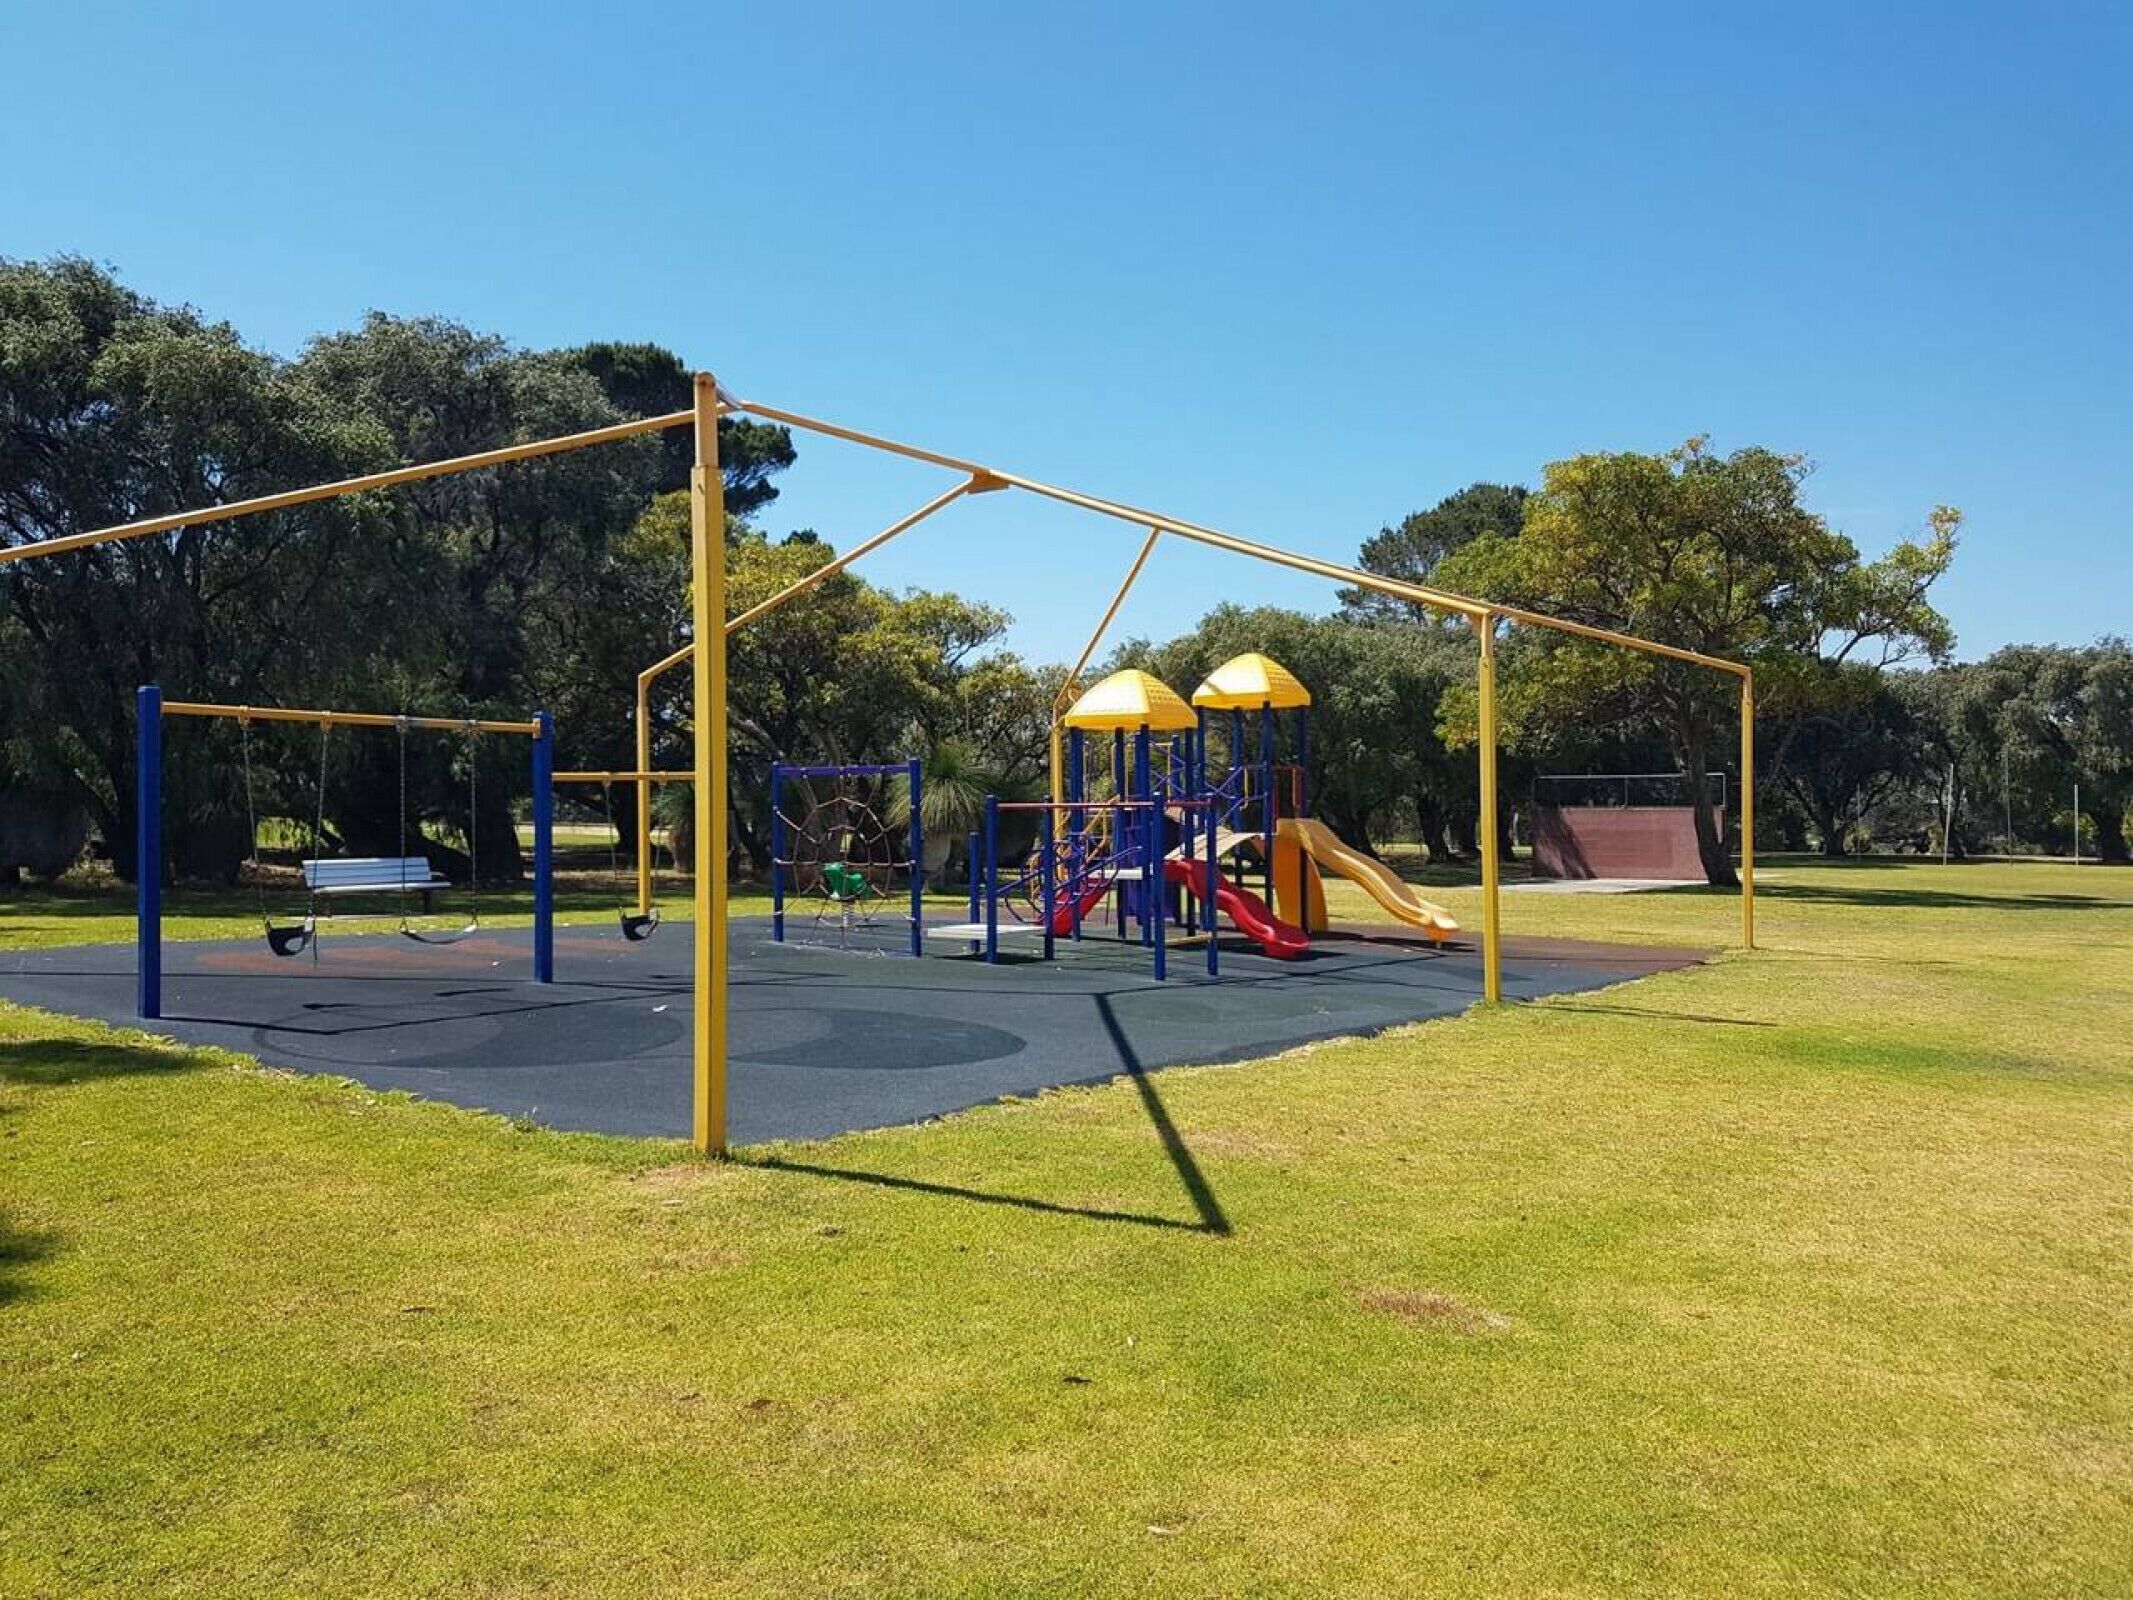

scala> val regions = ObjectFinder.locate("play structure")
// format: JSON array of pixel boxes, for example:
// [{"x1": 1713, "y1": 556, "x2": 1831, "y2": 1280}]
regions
[
  {"x1": 133, "y1": 686, "x2": 556, "y2": 1018},
  {"x1": 931, "y1": 653, "x2": 1457, "y2": 979},
  {"x1": 10, "y1": 371, "x2": 1760, "y2": 1155},
  {"x1": 770, "y1": 759, "x2": 924, "y2": 956}
]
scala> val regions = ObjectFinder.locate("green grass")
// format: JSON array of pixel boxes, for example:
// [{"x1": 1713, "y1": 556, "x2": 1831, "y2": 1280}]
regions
[{"x1": 3, "y1": 859, "x2": 2129, "y2": 1596}]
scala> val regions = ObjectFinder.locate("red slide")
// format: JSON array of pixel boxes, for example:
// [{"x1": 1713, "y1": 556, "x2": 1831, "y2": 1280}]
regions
[
  {"x1": 1047, "y1": 880, "x2": 1114, "y2": 937},
  {"x1": 1162, "y1": 859, "x2": 1310, "y2": 960}
]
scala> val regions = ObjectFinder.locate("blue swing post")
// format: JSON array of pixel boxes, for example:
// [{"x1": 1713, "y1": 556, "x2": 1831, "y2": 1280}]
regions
[
  {"x1": 532, "y1": 711, "x2": 554, "y2": 984},
  {"x1": 1133, "y1": 728, "x2": 1154, "y2": 948},
  {"x1": 136, "y1": 685, "x2": 162, "y2": 1020},
  {"x1": 770, "y1": 761, "x2": 787, "y2": 943},
  {"x1": 1259, "y1": 698, "x2": 1278, "y2": 897},
  {"x1": 983, "y1": 792, "x2": 1000, "y2": 964},
  {"x1": 905, "y1": 756, "x2": 924, "y2": 958},
  {"x1": 1297, "y1": 703, "x2": 1312, "y2": 818},
  {"x1": 1203, "y1": 790, "x2": 1220, "y2": 978},
  {"x1": 1067, "y1": 729, "x2": 1087, "y2": 941},
  {"x1": 1148, "y1": 779, "x2": 1167, "y2": 981},
  {"x1": 1040, "y1": 806, "x2": 1057, "y2": 962}
]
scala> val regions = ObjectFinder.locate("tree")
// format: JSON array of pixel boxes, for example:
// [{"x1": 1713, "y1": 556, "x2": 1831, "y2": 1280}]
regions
[
  {"x1": 0, "y1": 257, "x2": 399, "y2": 880},
  {"x1": 1771, "y1": 665, "x2": 1930, "y2": 855},
  {"x1": 1341, "y1": 483, "x2": 1527, "y2": 619},
  {"x1": 1977, "y1": 641, "x2": 2133, "y2": 863},
  {"x1": 1435, "y1": 440, "x2": 1958, "y2": 885},
  {"x1": 292, "y1": 314, "x2": 666, "y2": 881},
  {"x1": 567, "y1": 341, "x2": 795, "y2": 510}
]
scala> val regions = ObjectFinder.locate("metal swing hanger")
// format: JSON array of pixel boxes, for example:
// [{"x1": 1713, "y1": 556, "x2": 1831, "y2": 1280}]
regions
[
  {"x1": 239, "y1": 712, "x2": 321, "y2": 959},
  {"x1": 602, "y1": 779, "x2": 661, "y2": 942},
  {"x1": 396, "y1": 714, "x2": 483, "y2": 946}
]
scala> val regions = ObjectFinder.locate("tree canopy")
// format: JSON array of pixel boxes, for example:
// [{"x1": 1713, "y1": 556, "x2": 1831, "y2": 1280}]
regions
[{"x1": 1434, "y1": 439, "x2": 1959, "y2": 883}]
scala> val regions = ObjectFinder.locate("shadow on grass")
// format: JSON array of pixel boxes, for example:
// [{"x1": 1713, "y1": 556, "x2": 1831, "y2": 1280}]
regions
[
  {"x1": 1545, "y1": 1001, "x2": 1776, "y2": 1028},
  {"x1": 0, "y1": 1213, "x2": 61, "y2": 1306},
  {"x1": 739, "y1": 1155, "x2": 1215, "y2": 1234},
  {"x1": 742, "y1": 993, "x2": 1234, "y2": 1238},
  {"x1": 1756, "y1": 883, "x2": 2130, "y2": 913},
  {"x1": 0, "y1": 1038, "x2": 201, "y2": 1089}
]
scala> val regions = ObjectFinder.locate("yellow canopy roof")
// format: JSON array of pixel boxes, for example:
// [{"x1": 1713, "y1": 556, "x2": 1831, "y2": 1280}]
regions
[
  {"x1": 1061, "y1": 668, "x2": 1198, "y2": 733},
  {"x1": 1191, "y1": 652, "x2": 1313, "y2": 710}
]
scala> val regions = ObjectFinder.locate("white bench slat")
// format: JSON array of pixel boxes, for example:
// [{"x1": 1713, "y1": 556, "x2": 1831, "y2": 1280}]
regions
[{"x1": 302, "y1": 857, "x2": 448, "y2": 894}]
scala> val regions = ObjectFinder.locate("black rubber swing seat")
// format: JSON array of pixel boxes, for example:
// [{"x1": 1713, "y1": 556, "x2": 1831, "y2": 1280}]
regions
[
  {"x1": 264, "y1": 919, "x2": 315, "y2": 959},
  {"x1": 399, "y1": 921, "x2": 481, "y2": 947},
  {"x1": 620, "y1": 909, "x2": 660, "y2": 942}
]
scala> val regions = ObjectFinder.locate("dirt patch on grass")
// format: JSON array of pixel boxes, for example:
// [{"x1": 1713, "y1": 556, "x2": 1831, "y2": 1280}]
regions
[
  {"x1": 625, "y1": 1161, "x2": 739, "y2": 1198},
  {"x1": 1189, "y1": 1127, "x2": 1304, "y2": 1162},
  {"x1": 1356, "y1": 1286, "x2": 1512, "y2": 1336},
  {"x1": 647, "y1": 1245, "x2": 746, "y2": 1275}
]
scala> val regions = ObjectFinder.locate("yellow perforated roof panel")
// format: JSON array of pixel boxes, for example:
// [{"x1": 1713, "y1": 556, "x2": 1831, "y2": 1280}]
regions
[
  {"x1": 1190, "y1": 651, "x2": 1313, "y2": 710},
  {"x1": 1061, "y1": 668, "x2": 1199, "y2": 732}
]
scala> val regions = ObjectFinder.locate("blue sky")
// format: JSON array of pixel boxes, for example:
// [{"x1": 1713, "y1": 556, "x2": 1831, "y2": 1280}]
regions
[{"x1": 7, "y1": 2, "x2": 2128, "y2": 665}]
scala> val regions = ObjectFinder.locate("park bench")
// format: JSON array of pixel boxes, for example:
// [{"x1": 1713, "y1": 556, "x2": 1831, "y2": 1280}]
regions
[{"x1": 301, "y1": 856, "x2": 448, "y2": 912}]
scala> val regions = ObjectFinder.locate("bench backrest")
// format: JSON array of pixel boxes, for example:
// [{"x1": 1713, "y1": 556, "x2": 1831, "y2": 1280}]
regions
[{"x1": 302, "y1": 856, "x2": 441, "y2": 890}]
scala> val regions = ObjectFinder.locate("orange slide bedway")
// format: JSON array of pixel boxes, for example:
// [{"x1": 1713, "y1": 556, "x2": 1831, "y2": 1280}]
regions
[{"x1": 1274, "y1": 818, "x2": 1462, "y2": 944}]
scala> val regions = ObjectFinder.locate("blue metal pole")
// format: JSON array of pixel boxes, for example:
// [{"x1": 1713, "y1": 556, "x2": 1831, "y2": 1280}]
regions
[
  {"x1": 906, "y1": 756, "x2": 923, "y2": 958},
  {"x1": 1134, "y1": 728, "x2": 1153, "y2": 948},
  {"x1": 1293, "y1": 710, "x2": 1306, "y2": 815},
  {"x1": 1260, "y1": 700, "x2": 1277, "y2": 895},
  {"x1": 983, "y1": 792, "x2": 999, "y2": 964},
  {"x1": 1149, "y1": 787, "x2": 1167, "y2": 981},
  {"x1": 1230, "y1": 708, "x2": 1245, "y2": 826},
  {"x1": 1205, "y1": 794, "x2": 1220, "y2": 978},
  {"x1": 532, "y1": 712, "x2": 554, "y2": 983},
  {"x1": 1040, "y1": 805, "x2": 1056, "y2": 962},
  {"x1": 135, "y1": 685, "x2": 161, "y2": 1020},
  {"x1": 770, "y1": 761, "x2": 786, "y2": 943}
]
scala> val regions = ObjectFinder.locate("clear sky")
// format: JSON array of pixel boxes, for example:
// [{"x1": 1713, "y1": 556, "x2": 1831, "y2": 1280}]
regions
[{"x1": 7, "y1": 2, "x2": 2128, "y2": 666}]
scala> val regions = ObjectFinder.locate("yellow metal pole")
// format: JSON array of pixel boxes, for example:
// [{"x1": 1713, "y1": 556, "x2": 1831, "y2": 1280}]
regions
[
  {"x1": 1475, "y1": 613, "x2": 1503, "y2": 1004},
  {"x1": 723, "y1": 479, "x2": 978, "y2": 634},
  {"x1": 690, "y1": 374, "x2": 730, "y2": 1156},
  {"x1": 1741, "y1": 670, "x2": 1756, "y2": 949}
]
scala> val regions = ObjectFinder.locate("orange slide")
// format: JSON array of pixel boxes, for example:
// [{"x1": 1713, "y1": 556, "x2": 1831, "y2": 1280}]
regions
[{"x1": 1162, "y1": 858, "x2": 1310, "y2": 959}]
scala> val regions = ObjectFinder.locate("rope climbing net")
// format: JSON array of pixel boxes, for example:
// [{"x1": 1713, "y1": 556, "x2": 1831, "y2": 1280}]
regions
[{"x1": 770, "y1": 760, "x2": 923, "y2": 956}]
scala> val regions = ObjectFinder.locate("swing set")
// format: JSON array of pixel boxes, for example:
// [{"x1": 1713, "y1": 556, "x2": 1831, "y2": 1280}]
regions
[{"x1": 133, "y1": 687, "x2": 557, "y2": 1015}]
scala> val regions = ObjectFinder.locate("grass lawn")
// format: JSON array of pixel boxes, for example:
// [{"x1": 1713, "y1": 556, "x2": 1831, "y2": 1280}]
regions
[{"x1": 3, "y1": 858, "x2": 2129, "y2": 1596}]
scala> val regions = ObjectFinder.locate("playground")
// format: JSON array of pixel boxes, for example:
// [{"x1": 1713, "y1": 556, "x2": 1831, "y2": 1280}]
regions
[{"x1": 0, "y1": 918, "x2": 1702, "y2": 1143}]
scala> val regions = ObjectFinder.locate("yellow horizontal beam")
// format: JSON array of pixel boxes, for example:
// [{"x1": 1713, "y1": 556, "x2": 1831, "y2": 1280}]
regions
[
  {"x1": 724, "y1": 393, "x2": 1751, "y2": 678},
  {"x1": 161, "y1": 700, "x2": 541, "y2": 736},
  {"x1": 1487, "y1": 602, "x2": 1750, "y2": 676},
  {"x1": 0, "y1": 410, "x2": 691, "y2": 567},
  {"x1": 552, "y1": 770, "x2": 692, "y2": 783}
]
